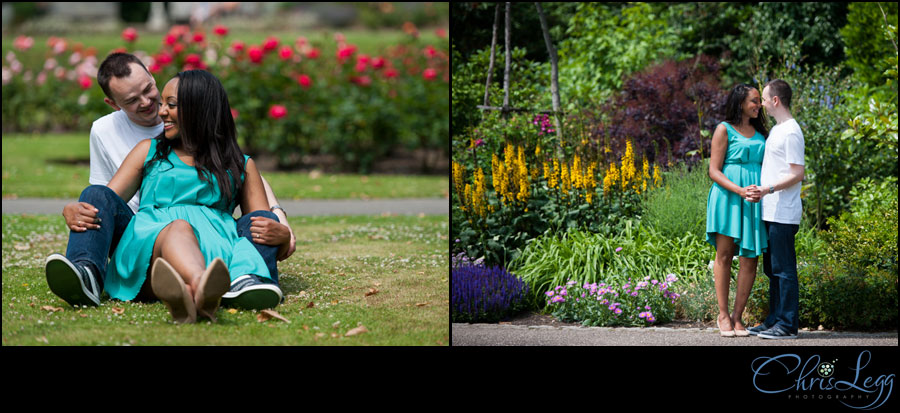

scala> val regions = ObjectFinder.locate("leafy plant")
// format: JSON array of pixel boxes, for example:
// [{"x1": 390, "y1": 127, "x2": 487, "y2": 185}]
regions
[
  {"x1": 508, "y1": 225, "x2": 713, "y2": 310},
  {"x1": 641, "y1": 159, "x2": 711, "y2": 240},
  {"x1": 557, "y1": 2, "x2": 683, "y2": 110},
  {"x1": 593, "y1": 55, "x2": 726, "y2": 167},
  {"x1": 544, "y1": 274, "x2": 681, "y2": 327}
]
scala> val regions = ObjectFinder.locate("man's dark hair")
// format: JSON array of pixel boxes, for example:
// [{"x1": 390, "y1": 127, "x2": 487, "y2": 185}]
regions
[
  {"x1": 96, "y1": 52, "x2": 152, "y2": 102},
  {"x1": 765, "y1": 78, "x2": 793, "y2": 110}
]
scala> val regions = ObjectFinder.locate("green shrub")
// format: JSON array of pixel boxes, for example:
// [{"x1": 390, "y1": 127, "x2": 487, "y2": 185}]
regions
[
  {"x1": 642, "y1": 159, "x2": 710, "y2": 240},
  {"x1": 822, "y1": 177, "x2": 898, "y2": 278},
  {"x1": 748, "y1": 178, "x2": 898, "y2": 330}
]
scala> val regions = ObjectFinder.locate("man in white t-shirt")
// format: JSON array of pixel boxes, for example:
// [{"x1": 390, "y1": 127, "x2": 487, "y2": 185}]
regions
[
  {"x1": 745, "y1": 79, "x2": 805, "y2": 340},
  {"x1": 46, "y1": 53, "x2": 294, "y2": 311}
]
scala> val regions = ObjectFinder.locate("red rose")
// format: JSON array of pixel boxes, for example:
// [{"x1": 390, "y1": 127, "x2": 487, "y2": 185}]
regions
[
  {"x1": 269, "y1": 105, "x2": 287, "y2": 119},
  {"x1": 371, "y1": 57, "x2": 385, "y2": 69},
  {"x1": 185, "y1": 54, "x2": 202, "y2": 65},
  {"x1": 173, "y1": 43, "x2": 185, "y2": 55},
  {"x1": 297, "y1": 74, "x2": 311, "y2": 88},
  {"x1": 305, "y1": 48, "x2": 320, "y2": 59},
  {"x1": 337, "y1": 44, "x2": 357, "y2": 62},
  {"x1": 155, "y1": 52, "x2": 173, "y2": 65},
  {"x1": 263, "y1": 36, "x2": 279, "y2": 51},
  {"x1": 193, "y1": 32, "x2": 205, "y2": 44},
  {"x1": 384, "y1": 68, "x2": 398, "y2": 79},
  {"x1": 231, "y1": 109, "x2": 239, "y2": 120},
  {"x1": 122, "y1": 27, "x2": 138, "y2": 43},
  {"x1": 424, "y1": 45, "x2": 437, "y2": 58},
  {"x1": 248, "y1": 46, "x2": 264, "y2": 64},
  {"x1": 231, "y1": 41, "x2": 245, "y2": 53},
  {"x1": 164, "y1": 34, "x2": 177, "y2": 46},
  {"x1": 78, "y1": 75, "x2": 92, "y2": 90},
  {"x1": 351, "y1": 76, "x2": 371, "y2": 87},
  {"x1": 214, "y1": 25, "x2": 229, "y2": 36},
  {"x1": 279, "y1": 46, "x2": 293, "y2": 61},
  {"x1": 423, "y1": 68, "x2": 437, "y2": 81}
]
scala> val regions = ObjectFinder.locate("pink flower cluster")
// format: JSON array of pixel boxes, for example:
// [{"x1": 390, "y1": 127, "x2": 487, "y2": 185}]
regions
[{"x1": 533, "y1": 114, "x2": 555, "y2": 135}]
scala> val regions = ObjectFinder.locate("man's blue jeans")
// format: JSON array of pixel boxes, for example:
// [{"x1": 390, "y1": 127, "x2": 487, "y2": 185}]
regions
[
  {"x1": 762, "y1": 221, "x2": 800, "y2": 334},
  {"x1": 64, "y1": 185, "x2": 280, "y2": 290}
]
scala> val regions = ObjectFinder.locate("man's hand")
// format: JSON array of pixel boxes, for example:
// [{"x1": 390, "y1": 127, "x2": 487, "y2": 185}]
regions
[
  {"x1": 277, "y1": 232, "x2": 296, "y2": 262},
  {"x1": 63, "y1": 201, "x2": 101, "y2": 232},
  {"x1": 744, "y1": 185, "x2": 763, "y2": 203}
]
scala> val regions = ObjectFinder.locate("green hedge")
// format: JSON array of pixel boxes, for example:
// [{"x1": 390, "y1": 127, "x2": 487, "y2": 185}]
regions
[{"x1": 748, "y1": 178, "x2": 898, "y2": 330}]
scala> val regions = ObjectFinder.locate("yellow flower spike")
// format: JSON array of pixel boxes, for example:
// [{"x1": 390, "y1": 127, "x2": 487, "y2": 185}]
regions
[
  {"x1": 653, "y1": 165, "x2": 663, "y2": 188},
  {"x1": 452, "y1": 161, "x2": 465, "y2": 201},
  {"x1": 473, "y1": 167, "x2": 487, "y2": 218},
  {"x1": 550, "y1": 158, "x2": 560, "y2": 190},
  {"x1": 560, "y1": 162, "x2": 570, "y2": 198}
]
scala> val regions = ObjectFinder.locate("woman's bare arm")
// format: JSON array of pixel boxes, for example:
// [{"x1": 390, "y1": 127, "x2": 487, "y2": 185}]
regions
[
  {"x1": 708, "y1": 124, "x2": 750, "y2": 198},
  {"x1": 107, "y1": 139, "x2": 152, "y2": 203}
]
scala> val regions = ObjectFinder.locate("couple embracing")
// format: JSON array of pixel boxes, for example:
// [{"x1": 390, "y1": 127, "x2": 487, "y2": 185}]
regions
[
  {"x1": 44, "y1": 53, "x2": 297, "y2": 324},
  {"x1": 706, "y1": 80, "x2": 805, "y2": 339}
]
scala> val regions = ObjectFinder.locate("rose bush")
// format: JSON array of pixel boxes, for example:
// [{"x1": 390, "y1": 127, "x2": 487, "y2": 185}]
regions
[{"x1": 1, "y1": 24, "x2": 449, "y2": 173}]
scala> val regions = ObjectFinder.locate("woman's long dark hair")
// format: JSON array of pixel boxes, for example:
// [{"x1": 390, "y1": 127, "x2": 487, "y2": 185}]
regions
[
  {"x1": 724, "y1": 83, "x2": 769, "y2": 139},
  {"x1": 141, "y1": 70, "x2": 245, "y2": 210}
]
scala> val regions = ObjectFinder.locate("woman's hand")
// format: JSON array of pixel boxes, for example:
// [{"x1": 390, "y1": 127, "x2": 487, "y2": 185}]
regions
[
  {"x1": 62, "y1": 201, "x2": 101, "y2": 232},
  {"x1": 743, "y1": 185, "x2": 763, "y2": 202},
  {"x1": 248, "y1": 216, "x2": 291, "y2": 246}
]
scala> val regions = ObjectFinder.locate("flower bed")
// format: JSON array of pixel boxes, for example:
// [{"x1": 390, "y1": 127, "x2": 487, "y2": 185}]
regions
[
  {"x1": 451, "y1": 264, "x2": 530, "y2": 323},
  {"x1": 545, "y1": 274, "x2": 681, "y2": 327},
  {"x1": 2, "y1": 24, "x2": 448, "y2": 173}
]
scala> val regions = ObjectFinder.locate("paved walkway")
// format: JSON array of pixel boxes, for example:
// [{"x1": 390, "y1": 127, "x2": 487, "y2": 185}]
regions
[
  {"x1": 2, "y1": 197, "x2": 448, "y2": 216},
  {"x1": 452, "y1": 323, "x2": 899, "y2": 346}
]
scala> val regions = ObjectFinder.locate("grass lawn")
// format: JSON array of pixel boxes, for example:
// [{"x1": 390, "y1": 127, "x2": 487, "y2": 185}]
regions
[
  {"x1": 2, "y1": 213, "x2": 449, "y2": 346},
  {"x1": 1, "y1": 133, "x2": 449, "y2": 199}
]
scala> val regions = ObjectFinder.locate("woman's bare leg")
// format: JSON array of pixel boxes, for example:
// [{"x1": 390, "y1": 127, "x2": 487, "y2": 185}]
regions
[
  {"x1": 713, "y1": 233, "x2": 735, "y2": 331},
  {"x1": 150, "y1": 219, "x2": 205, "y2": 298},
  {"x1": 732, "y1": 256, "x2": 758, "y2": 331}
]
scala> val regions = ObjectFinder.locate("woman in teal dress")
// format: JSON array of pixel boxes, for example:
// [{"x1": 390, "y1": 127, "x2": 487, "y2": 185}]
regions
[
  {"x1": 103, "y1": 70, "x2": 273, "y2": 323},
  {"x1": 706, "y1": 83, "x2": 768, "y2": 337}
]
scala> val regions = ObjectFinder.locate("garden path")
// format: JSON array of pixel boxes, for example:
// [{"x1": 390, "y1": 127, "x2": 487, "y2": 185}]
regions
[{"x1": 451, "y1": 323, "x2": 898, "y2": 346}]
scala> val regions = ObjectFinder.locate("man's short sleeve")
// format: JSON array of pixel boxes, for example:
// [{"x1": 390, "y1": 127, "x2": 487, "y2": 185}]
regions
[
  {"x1": 89, "y1": 125, "x2": 116, "y2": 185},
  {"x1": 785, "y1": 125, "x2": 805, "y2": 166}
]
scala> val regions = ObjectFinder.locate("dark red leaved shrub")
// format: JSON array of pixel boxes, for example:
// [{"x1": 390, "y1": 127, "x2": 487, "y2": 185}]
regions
[{"x1": 593, "y1": 55, "x2": 726, "y2": 167}]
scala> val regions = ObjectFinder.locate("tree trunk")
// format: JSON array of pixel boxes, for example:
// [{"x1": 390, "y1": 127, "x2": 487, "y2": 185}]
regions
[
  {"x1": 502, "y1": 2, "x2": 511, "y2": 117},
  {"x1": 483, "y1": 3, "x2": 501, "y2": 107},
  {"x1": 535, "y1": 2, "x2": 563, "y2": 143}
]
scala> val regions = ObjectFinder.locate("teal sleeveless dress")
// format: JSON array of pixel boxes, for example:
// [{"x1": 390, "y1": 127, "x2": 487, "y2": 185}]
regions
[
  {"x1": 105, "y1": 138, "x2": 271, "y2": 301},
  {"x1": 705, "y1": 122, "x2": 768, "y2": 258}
]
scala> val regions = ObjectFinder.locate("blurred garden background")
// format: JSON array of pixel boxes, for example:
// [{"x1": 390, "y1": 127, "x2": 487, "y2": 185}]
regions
[
  {"x1": 2, "y1": 2, "x2": 449, "y2": 346},
  {"x1": 451, "y1": 2, "x2": 897, "y2": 331}
]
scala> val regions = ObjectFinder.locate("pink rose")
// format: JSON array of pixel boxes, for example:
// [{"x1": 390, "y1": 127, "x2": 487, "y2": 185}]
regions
[{"x1": 268, "y1": 105, "x2": 287, "y2": 119}]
